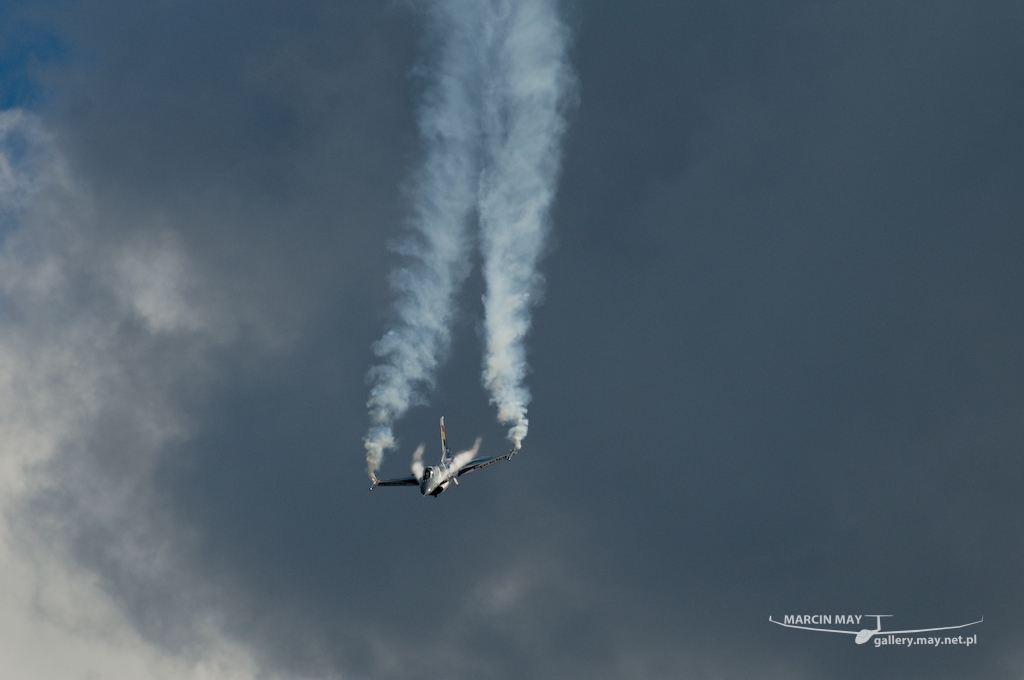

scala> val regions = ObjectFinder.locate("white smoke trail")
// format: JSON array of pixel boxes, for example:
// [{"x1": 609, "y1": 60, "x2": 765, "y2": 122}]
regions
[
  {"x1": 365, "y1": 0, "x2": 572, "y2": 475},
  {"x1": 478, "y1": 0, "x2": 573, "y2": 449},
  {"x1": 364, "y1": 2, "x2": 488, "y2": 476},
  {"x1": 450, "y1": 437, "x2": 483, "y2": 472},
  {"x1": 410, "y1": 444, "x2": 426, "y2": 481}
]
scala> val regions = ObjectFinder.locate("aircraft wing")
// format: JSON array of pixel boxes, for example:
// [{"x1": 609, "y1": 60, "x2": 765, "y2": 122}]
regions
[
  {"x1": 456, "y1": 449, "x2": 515, "y2": 477},
  {"x1": 372, "y1": 475, "x2": 419, "y2": 487}
]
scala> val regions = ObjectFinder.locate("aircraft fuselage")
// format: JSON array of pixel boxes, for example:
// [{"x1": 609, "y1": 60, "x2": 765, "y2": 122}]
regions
[{"x1": 420, "y1": 464, "x2": 454, "y2": 496}]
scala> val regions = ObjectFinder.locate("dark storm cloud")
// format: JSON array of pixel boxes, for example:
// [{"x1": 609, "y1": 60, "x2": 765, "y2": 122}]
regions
[
  {"x1": 537, "y1": 2, "x2": 1024, "y2": 677},
  {"x1": 1, "y1": 0, "x2": 1022, "y2": 678}
]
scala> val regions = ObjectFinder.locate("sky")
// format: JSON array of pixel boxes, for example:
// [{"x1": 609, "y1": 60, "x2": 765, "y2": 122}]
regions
[{"x1": 0, "y1": 1, "x2": 1022, "y2": 678}]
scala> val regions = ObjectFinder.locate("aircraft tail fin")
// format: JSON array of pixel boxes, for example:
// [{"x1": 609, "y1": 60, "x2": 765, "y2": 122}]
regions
[{"x1": 440, "y1": 416, "x2": 451, "y2": 462}]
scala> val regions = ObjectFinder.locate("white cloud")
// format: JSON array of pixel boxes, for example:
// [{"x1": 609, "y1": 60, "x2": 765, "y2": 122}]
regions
[{"x1": 0, "y1": 108, "x2": 265, "y2": 680}]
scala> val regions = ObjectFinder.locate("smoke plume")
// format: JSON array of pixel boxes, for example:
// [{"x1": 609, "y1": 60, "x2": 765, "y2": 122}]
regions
[
  {"x1": 478, "y1": 0, "x2": 572, "y2": 449},
  {"x1": 450, "y1": 437, "x2": 483, "y2": 472},
  {"x1": 363, "y1": 1, "x2": 487, "y2": 476},
  {"x1": 411, "y1": 444, "x2": 426, "y2": 481},
  {"x1": 365, "y1": 0, "x2": 573, "y2": 476}
]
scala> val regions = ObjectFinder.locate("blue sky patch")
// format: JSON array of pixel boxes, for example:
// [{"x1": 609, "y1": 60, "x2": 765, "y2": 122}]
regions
[{"x1": 0, "y1": 12, "x2": 65, "y2": 110}]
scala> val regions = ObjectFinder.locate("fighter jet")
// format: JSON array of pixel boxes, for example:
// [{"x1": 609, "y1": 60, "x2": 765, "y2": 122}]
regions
[{"x1": 370, "y1": 417, "x2": 516, "y2": 496}]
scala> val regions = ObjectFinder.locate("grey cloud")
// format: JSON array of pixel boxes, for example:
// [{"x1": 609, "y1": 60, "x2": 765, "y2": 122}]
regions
[{"x1": 1, "y1": 1, "x2": 1022, "y2": 679}]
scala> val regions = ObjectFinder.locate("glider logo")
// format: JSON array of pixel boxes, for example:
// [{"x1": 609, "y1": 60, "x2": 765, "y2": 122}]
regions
[{"x1": 769, "y1": 614, "x2": 983, "y2": 646}]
